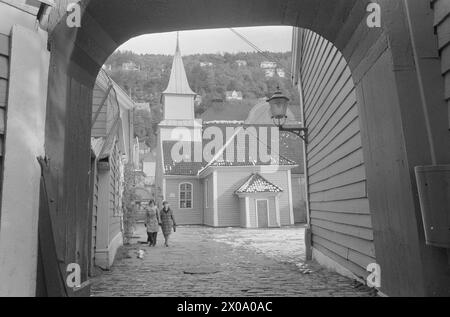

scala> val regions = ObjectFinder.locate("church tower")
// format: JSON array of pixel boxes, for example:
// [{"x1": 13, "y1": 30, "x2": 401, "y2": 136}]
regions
[{"x1": 158, "y1": 34, "x2": 202, "y2": 142}]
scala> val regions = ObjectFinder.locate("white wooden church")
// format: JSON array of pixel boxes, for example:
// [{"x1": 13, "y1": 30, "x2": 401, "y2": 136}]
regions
[{"x1": 155, "y1": 38, "x2": 306, "y2": 228}]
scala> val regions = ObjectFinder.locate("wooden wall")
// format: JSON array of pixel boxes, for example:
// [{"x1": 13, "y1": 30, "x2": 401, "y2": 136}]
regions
[
  {"x1": 108, "y1": 143, "x2": 122, "y2": 240},
  {"x1": 91, "y1": 84, "x2": 108, "y2": 137},
  {"x1": 164, "y1": 178, "x2": 203, "y2": 225},
  {"x1": 433, "y1": 0, "x2": 450, "y2": 128},
  {"x1": 0, "y1": 32, "x2": 8, "y2": 208},
  {"x1": 202, "y1": 174, "x2": 214, "y2": 226},
  {"x1": 299, "y1": 29, "x2": 375, "y2": 279},
  {"x1": 89, "y1": 157, "x2": 99, "y2": 276}
]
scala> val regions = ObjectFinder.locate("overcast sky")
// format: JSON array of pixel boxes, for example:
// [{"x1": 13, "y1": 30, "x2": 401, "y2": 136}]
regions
[{"x1": 117, "y1": 26, "x2": 293, "y2": 55}]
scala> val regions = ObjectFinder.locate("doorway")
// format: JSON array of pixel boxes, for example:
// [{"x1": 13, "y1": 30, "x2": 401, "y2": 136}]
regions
[{"x1": 256, "y1": 199, "x2": 269, "y2": 228}]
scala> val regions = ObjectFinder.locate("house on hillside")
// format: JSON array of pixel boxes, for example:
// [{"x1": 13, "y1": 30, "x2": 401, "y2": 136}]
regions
[
  {"x1": 225, "y1": 90, "x2": 243, "y2": 101},
  {"x1": 236, "y1": 60, "x2": 247, "y2": 67},
  {"x1": 200, "y1": 62, "x2": 213, "y2": 67},
  {"x1": 122, "y1": 61, "x2": 140, "y2": 71},
  {"x1": 90, "y1": 70, "x2": 137, "y2": 270},
  {"x1": 277, "y1": 68, "x2": 286, "y2": 78},
  {"x1": 260, "y1": 61, "x2": 277, "y2": 69},
  {"x1": 155, "y1": 39, "x2": 306, "y2": 228},
  {"x1": 265, "y1": 69, "x2": 275, "y2": 78}
]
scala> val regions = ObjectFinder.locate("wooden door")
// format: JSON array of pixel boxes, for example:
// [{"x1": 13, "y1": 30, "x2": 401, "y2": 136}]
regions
[{"x1": 257, "y1": 200, "x2": 269, "y2": 228}]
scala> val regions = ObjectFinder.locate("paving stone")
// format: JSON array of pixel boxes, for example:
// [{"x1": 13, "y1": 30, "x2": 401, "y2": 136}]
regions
[{"x1": 91, "y1": 225, "x2": 374, "y2": 297}]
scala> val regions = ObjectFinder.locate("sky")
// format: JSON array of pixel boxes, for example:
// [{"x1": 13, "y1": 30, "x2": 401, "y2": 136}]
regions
[{"x1": 117, "y1": 26, "x2": 293, "y2": 55}]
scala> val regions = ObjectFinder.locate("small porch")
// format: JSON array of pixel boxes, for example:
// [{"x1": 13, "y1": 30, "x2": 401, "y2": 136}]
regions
[{"x1": 235, "y1": 173, "x2": 283, "y2": 228}]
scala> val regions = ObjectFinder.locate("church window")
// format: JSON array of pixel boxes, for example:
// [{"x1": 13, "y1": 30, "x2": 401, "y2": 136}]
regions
[{"x1": 179, "y1": 182, "x2": 193, "y2": 209}]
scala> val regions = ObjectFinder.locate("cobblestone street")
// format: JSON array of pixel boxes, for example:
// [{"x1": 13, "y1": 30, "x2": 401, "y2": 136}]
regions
[{"x1": 91, "y1": 225, "x2": 375, "y2": 297}]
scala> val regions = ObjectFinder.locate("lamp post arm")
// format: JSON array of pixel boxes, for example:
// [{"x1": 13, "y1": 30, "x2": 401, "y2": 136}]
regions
[{"x1": 279, "y1": 126, "x2": 308, "y2": 144}]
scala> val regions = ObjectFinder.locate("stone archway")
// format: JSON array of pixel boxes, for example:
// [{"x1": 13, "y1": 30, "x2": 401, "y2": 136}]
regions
[{"x1": 28, "y1": 0, "x2": 450, "y2": 296}]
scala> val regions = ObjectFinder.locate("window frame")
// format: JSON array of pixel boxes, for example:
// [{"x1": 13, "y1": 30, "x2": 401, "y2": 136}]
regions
[{"x1": 179, "y1": 182, "x2": 193, "y2": 209}]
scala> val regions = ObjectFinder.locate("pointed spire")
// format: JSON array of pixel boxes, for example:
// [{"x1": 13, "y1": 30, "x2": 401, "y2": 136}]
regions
[{"x1": 163, "y1": 32, "x2": 196, "y2": 95}]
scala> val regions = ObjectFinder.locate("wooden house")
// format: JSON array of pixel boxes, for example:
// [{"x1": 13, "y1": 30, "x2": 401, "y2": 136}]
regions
[{"x1": 90, "y1": 70, "x2": 136, "y2": 270}]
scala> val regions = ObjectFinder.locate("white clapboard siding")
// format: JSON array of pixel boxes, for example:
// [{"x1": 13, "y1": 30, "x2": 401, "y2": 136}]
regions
[
  {"x1": 165, "y1": 178, "x2": 203, "y2": 225},
  {"x1": 432, "y1": 0, "x2": 450, "y2": 128},
  {"x1": 216, "y1": 170, "x2": 247, "y2": 227},
  {"x1": 300, "y1": 29, "x2": 376, "y2": 279},
  {"x1": 215, "y1": 169, "x2": 292, "y2": 227}
]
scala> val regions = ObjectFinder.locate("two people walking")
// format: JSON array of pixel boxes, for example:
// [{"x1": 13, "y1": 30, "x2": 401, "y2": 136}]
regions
[{"x1": 145, "y1": 200, "x2": 176, "y2": 247}]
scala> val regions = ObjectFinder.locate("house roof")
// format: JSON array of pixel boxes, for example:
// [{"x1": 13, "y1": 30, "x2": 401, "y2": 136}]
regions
[
  {"x1": 163, "y1": 36, "x2": 196, "y2": 95},
  {"x1": 199, "y1": 123, "x2": 297, "y2": 173},
  {"x1": 226, "y1": 91, "x2": 243, "y2": 97},
  {"x1": 162, "y1": 141, "x2": 204, "y2": 176},
  {"x1": 235, "y1": 173, "x2": 283, "y2": 194}
]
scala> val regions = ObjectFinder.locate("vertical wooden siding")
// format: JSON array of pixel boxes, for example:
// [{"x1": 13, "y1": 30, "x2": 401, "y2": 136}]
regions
[
  {"x1": 433, "y1": 0, "x2": 450, "y2": 127},
  {"x1": 300, "y1": 29, "x2": 375, "y2": 279}
]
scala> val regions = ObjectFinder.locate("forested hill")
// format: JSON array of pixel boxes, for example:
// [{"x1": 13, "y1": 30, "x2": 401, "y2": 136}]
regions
[
  {"x1": 105, "y1": 50, "x2": 299, "y2": 115},
  {"x1": 105, "y1": 50, "x2": 299, "y2": 149}
]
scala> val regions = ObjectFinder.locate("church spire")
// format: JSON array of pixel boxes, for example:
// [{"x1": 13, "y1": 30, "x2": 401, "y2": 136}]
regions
[{"x1": 163, "y1": 33, "x2": 196, "y2": 95}]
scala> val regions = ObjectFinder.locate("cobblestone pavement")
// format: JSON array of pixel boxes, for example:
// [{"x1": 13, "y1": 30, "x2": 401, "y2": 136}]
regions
[{"x1": 91, "y1": 224, "x2": 375, "y2": 297}]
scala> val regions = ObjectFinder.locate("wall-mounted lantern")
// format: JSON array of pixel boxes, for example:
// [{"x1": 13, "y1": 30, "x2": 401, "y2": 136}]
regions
[{"x1": 268, "y1": 86, "x2": 308, "y2": 143}]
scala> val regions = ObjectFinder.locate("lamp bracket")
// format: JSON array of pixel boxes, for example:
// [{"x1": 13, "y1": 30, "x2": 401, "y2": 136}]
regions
[{"x1": 279, "y1": 126, "x2": 308, "y2": 144}]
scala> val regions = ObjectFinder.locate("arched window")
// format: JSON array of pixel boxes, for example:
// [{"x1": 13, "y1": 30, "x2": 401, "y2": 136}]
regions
[{"x1": 179, "y1": 183, "x2": 193, "y2": 209}]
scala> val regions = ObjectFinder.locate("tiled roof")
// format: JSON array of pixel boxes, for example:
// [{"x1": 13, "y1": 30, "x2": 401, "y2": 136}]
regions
[
  {"x1": 161, "y1": 124, "x2": 300, "y2": 176},
  {"x1": 235, "y1": 173, "x2": 283, "y2": 194},
  {"x1": 202, "y1": 124, "x2": 297, "y2": 170},
  {"x1": 162, "y1": 141, "x2": 204, "y2": 176}
]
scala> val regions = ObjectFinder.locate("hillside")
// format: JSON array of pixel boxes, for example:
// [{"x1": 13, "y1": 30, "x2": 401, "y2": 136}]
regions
[{"x1": 105, "y1": 50, "x2": 300, "y2": 148}]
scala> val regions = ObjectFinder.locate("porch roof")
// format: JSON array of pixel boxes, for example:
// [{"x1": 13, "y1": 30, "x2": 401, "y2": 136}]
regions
[{"x1": 235, "y1": 173, "x2": 283, "y2": 194}]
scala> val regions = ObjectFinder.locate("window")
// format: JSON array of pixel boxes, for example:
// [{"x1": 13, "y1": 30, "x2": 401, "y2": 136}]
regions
[
  {"x1": 204, "y1": 179, "x2": 209, "y2": 208},
  {"x1": 179, "y1": 183, "x2": 193, "y2": 209}
]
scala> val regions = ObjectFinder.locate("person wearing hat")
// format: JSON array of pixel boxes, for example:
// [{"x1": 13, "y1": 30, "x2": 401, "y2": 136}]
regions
[{"x1": 159, "y1": 201, "x2": 177, "y2": 247}]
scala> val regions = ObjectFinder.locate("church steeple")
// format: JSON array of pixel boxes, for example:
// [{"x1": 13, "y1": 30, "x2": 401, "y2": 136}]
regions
[
  {"x1": 163, "y1": 32, "x2": 196, "y2": 95},
  {"x1": 161, "y1": 33, "x2": 196, "y2": 122}
]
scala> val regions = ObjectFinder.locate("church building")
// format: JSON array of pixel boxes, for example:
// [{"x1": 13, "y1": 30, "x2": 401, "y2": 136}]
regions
[{"x1": 155, "y1": 38, "x2": 305, "y2": 228}]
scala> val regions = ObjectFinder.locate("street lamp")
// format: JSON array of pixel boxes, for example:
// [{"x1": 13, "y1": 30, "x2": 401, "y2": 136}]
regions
[{"x1": 268, "y1": 86, "x2": 308, "y2": 143}]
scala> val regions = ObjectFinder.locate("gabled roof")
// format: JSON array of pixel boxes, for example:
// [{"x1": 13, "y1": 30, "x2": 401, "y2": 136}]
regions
[
  {"x1": 163, "y1": 35, "x2": 196, "y2": 95},
  {"x1": 235, "y1": 173, "x2": 283, "y2": 194},
  {"x1": 162, "y1": 141, "x2": 204, "y2": 176},
  {"x1": 199, "y1": 123, "x2": 297, "y2": 174}
]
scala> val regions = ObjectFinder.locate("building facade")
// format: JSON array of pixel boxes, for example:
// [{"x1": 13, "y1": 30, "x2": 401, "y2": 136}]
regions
[
  {"x1": 90, "y1": 70, "x2": 136, "y2": 270},
  {"x1": 156, "y1": 40, "x2": 305, "y2": 227}
]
